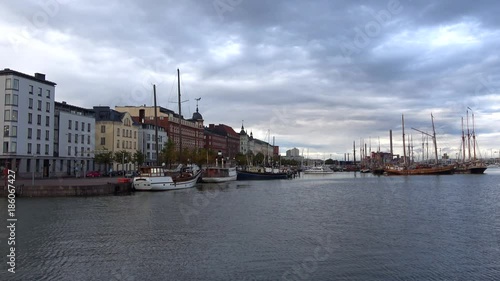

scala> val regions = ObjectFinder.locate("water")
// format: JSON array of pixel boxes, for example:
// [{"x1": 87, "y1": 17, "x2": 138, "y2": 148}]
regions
[{"x1": 1, "y1": 168, "x2": 500, "y2": 280}]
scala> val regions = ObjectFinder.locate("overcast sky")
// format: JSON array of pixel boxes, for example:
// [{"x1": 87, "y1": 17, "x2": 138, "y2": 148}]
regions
[{"x1": 1, "y1": 0, "x2": 499, "y2": 159}]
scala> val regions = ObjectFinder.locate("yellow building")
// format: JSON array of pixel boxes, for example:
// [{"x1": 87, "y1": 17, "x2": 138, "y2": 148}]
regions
[{"x1": 93, "y1": 106, "x2": 139, "y2": 172}]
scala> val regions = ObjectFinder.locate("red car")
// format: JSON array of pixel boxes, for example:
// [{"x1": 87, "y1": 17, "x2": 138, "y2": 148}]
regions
[{"x1": 86, "y1": 171, "x2": 101, "y2": 177}]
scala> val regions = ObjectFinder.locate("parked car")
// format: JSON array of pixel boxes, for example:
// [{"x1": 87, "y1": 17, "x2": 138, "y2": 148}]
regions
[
  {"x1": 86, "y1": 171, "x2": 101, "y2": 177},
  {"x1": 124, "y1": 171, "x2": 139, "y2": 178}
]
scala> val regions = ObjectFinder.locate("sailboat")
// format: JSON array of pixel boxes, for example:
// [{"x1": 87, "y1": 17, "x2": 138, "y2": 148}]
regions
[
  {"x1": 385, "y1": 114, "x2": 455, "y2": 175},
  {"x1": 133, "y1": 69, "x2": 202, "y2": 191},
  {"x1": 455, "y1": 109, "x2": 487, "y2": 174}
]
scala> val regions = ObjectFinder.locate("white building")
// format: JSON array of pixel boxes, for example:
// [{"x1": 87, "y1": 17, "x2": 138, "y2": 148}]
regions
[
  {"x1": 54, "y1": 101, "x2": 96, "y2": 177},
  {"x1": 138, "y1": 123, "x2": 168, "y2": 166},
  {"x1": 0, "y1": 68, "x2": 56, "y2": 178}
]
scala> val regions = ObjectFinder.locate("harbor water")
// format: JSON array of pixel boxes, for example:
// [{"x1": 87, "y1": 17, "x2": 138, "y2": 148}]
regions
[{"x1": 1, "y1": 168, "x2": 500, "y2": 280}]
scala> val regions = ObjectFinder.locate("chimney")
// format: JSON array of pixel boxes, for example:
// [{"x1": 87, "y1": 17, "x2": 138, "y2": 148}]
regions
[
  {"x1": 139, "y1": 109, "x2": 145, "y2": 124},
  {"x1": 35, "y1": 73, "x2": 46, "y2": 80},
  {"x1": 389, "y1": 130, "x2": 393, "y2": 157}
]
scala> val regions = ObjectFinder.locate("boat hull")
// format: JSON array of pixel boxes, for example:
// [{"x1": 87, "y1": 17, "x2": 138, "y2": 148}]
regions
[
  {"x1": 201, "y1": 167, "x2": 237, "y2": 183},
  {"x1": 133, "y1": 170, "x2": 201, "y2": 191},
  {"x1": 385, "y1": 165, "x2": 455, "y2": 175},
  {"x1": 236, "y1": 170, "x2": 289, "y2": 180}
]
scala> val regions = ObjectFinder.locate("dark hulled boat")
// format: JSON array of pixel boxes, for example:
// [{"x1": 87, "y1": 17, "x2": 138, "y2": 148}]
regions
[{"x1": 236, "y1": 169, "x2": 290, "y2": 180}]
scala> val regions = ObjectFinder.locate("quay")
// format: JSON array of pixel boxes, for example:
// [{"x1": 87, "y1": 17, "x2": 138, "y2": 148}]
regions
[{"x1": 0, "y1": 177, "x2": 133, "y2": 197}]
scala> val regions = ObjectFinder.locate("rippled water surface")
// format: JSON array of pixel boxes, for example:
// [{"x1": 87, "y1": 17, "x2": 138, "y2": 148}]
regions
[{"x1": 1, "y1": 168, "x2": 500, "y2": 280}]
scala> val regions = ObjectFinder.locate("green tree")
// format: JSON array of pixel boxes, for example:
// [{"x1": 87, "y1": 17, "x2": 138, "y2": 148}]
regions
[
  {"x1": 113, "y1": 150, "x2": 132, "y2": 171},
  {"x1": 235, "y1": 152, "x2": 247, "y2": 166},
  {"x1": 94, "y1": 151, "x2": 113, "y2": 172},
  {"x1": 325, "y1": 158, "x2": 334, "y2": 165},
  {"x1": 254, "y1": 152, "x2": 265, "y2": 166},
  {"x1": 133, "y1": 150, "x2": 146, "y2": 167},
  {"x1": 160, "y1": 139, "x2": 176, "y2": 168}
]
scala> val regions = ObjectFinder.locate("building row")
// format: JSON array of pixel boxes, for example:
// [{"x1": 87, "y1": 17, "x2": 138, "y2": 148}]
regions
[{"x1": 0, "y1": 68, "x2": 278, "y2": 178}]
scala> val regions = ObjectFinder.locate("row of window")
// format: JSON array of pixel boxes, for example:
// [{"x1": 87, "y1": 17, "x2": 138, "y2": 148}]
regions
[
  {"x1": 27, "y1": 113, "x2": 51, "y2": 126},
  {"x1": 68, "y1": 120, "x2": 91, "y2": 132},
  {"x1": 27, "y1": 98, "x2": 51, "y2": 112},
  {"x1": 3, "y1": 125, "x2": 17, "y2": 137},
  {"x1": 2, "y1": 141, "x2": 16, "y2": 153},
  {"x1": 116, "y1": 140, "x2": 137, "y2": 150},
  {"x1": 67, "y1": 133, "x2": 92, "y2": 144},
  {"x1": 26, "y1": 143, "x2": 50, "y2": 155},
  {"x1": 115, "y1": 127, "x2": 137, "y2": 139},
  {"x1": 5, "y1": 78, "x2": 52, "y2": 98},
  {"x1": 27, "y1": 128, "x2": 50, "y2": 141},
  {"x1": 67, "y1": 146, "x2": 90, "y2": 157},
  {"x1": 146, "y1": 134, "x2": 165, "y2": 143}
]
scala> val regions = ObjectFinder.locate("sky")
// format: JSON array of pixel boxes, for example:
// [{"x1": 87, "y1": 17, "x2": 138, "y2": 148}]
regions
[{"x1": 1, "y1": 0, "x2": 500, "y2": 160}]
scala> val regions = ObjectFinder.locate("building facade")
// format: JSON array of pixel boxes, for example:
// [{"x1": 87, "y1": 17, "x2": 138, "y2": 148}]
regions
[
  {"x1": 54, "y1": 101, "x2": 96, "y2": 177},
  {"x1": 93, "y1": 106, "x2": 140, "y2": 172},
  {"x1": 0, "y1": 69, "x2": 56, "y2": 178},
  {"x1": 115, "y1": 105, "x2": 204, "y2": 156},
  {"x1": 136, "y1": 122, "x2": 167, "y2": 166},
  {"x1": 204, "y1": 124, "x2": 240, "y2": 160}
]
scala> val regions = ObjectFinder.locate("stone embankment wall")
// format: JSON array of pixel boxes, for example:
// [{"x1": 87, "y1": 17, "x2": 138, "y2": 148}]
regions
[{"x1": 0, "y1": 183, "x2": 132, "y2": 197}]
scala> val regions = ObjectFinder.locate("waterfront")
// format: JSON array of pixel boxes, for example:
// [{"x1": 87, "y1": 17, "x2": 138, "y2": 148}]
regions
[{"x1": 1, "y1": 168, "x2": 500, "y2": 280}]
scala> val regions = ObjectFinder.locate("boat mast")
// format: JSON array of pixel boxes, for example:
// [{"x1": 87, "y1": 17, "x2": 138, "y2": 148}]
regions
[
  {"x1": 466, "y1": 110, "x2": 471, "y2": 161},
  {"x1": 431, "y1": 113, "x2": 439, "y2": 165},
  {"x1": 470, "y1": 108, "x2": 477, "y2": 160},
  {"x1": 177, "y1": 68, "x2": 182, "y2": 163},
  {"x1": 402, "y1": 114, "x2": 407, "y2": 167},
  {"x1": 461, "y1": 117, "x2": 466, "y2": 163},
  {"x1": 153, "y1": 84, "x2": 159, "y2": 165}
]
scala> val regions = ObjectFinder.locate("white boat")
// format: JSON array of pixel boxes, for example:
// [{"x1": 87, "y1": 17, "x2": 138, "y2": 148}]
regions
[
  {"x1": 133, "y1": 166, "x2": 202, "y2": 191},
  {"x1": 303, "y1": 166, "x2": 334, "y2": 174},
  {"x1": 201, "y1": 167, "x2": 237, "y2": 183}
]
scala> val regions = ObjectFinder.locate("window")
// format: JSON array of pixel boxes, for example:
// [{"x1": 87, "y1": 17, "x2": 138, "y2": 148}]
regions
[
  {"x1": 4, "y1": 110, "x2": 9, "y2": 121},
  {"x1": 29, "y1": 98, "x2": 33, "y2": 109},
  {"x1": 3, "y1": 126, "x2": 9, "y2": 137},
  {"x1": 122, "y1": 140, "x2": 125, "y2": 148},
  {"x1": 46, "y1": 89, "x2": 50, "y2": 98},
  {"x1": 68, "y1": 120, "x2": 72, "y2": 129},
  {"x1": 13, "y1": 79, "x2": 19, "y2": 90},
  {"x1": 75, "y1": 121, "x2": 79, "y2": 130},
  {"x1": 68, "y1": 146, "x2": 71, "y2": 156},
  {"x1": 38, "y1": 87, "x2": 42, "y2": 96},
  {"x1": 36, "y1": 143, "x2": 41, "y2": 154},
  {"x1": 12, "y1": 94, "x2": 18, "y2": 106},
  {"x1": 37, "y1": 100, "x2": 42, "y2": 111},
  {"x1": 37, "y1": 129, "x2": 41, "y2": 140},
  {"x1": 80, "y1": 147, "x2": 84, "y2": 156},
  {"x1": 67, "y1": 133, "x2": 71, "y2": 142},
  {"x1": 27, "y1": 143, "x2": 32, "y2": 154},
  {"x1": 122, "y1": 128, "x2": 125, "y2": 137},
  {"x1": 134, "y1": 131, "x2": 137, "y2": 139},
  {"x1": 37, "y1": 114, "x2": 41, "y2": 125},
  {"x1": 45, "y1": 130, "x2": 49, "y2": 141},
  {"x1": 81, "y1": 135, "x2": 84, "y2": 144},
  {"x1": 10, "y1": 126, "x2": 17, "y2": 137},
  {"x1": 117, "y1": 128, "x2": 120, "y2": 136},
  {"x1": 81, "y1": 122, "x2": 85, "y2": 131},
  {"x1": 28, "y1": 113, "x2": 32, "y2": 124},
  {"x1": 29, "y1": 85, "x2": 33, "y2": 95},
  {"x1": 75, "y1": 134, "x2": 78, "y2": 143},
  {"x1": 5, "y1": 78, "x2": 11, "y2": 89},
  {"x1": 87, "y1": 135, "x2": 90, "y2": 144},
  {"x1": 4, "y1": 94, "x2": 10, "y2": 105},
  {"x1": 46, "y1": 116, "x2": 50, "y2": 126},
  {"x1": 117, "y1": 140, "x2": 120, "y2": 148},
  {"x1": 28, "y1": 128, "x2": 32, "y2": 139},
  {"x1": 45, "y1": 144, "x2": 49, "y2": 155},
  {"x1": 134, "y1": 142, "x2": 136, "y2": 149},
  {"x1": 5, "y1": 110, "x2": 18, "y2": 122},
  {"x1": 46, "y1": 102, "x2": 50, "y2": 112},
  {"x1": 74, "y1": 147, "x2": 77, "y2": 156},
  {"x1": 87, "y1": 123, "x2": 90, "y2": 132},
  {"x1": 100, "y1": 137, "x2": 105, "y2": 145},
  {"x1": 10, "y1": 142, "x2": 16, "y2": 153},
  {"x1": 2, "y1": 142, "x2": 8, "y2": 153},
  {"x1": 101, "y1": 125, "x2": 105, "y2": 133},
  {"x1": 147, "y1": 134, "x2": 151, "y2": 141}
]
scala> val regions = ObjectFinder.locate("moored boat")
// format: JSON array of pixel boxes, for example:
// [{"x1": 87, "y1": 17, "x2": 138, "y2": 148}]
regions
[
  {"x1": 303, "y1": 166, "x2": 334, "y2": 174},
  {"x1": 385, "y1": 164, "x2": 455, "y2": 175},
  {"x1": 236, "y1": 167, "x2": 290, "y2": 180},
  {"x1": 202, "y1": 166, "x2": 237, "y2": 183},
  {"x1": 133, "y1": 165, "x2": 202, "y2": 191}
]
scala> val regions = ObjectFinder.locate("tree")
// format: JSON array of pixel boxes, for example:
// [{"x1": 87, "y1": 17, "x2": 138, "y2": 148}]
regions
[
  {"x1": 94, "y1": 151, "x2": 113, "y2": 172},
  {"x1": 160, "y1": 139, "x2": 176, "y2": 168},
  {"x1": 133, "y1": 150, "x2": 145, "y2": 167},
  {"x1": 254, "y1": 152, "x2": 265, "y2": 166},
  {"x1": 113, "y1": 150, "x2": 132, "y2": 171},
  {"x1": 235, "y1": 152, "x2": 247, "y2": 166},
  {"x1": 325, "y1": 158, "x2": 334, "y2": 165}
]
